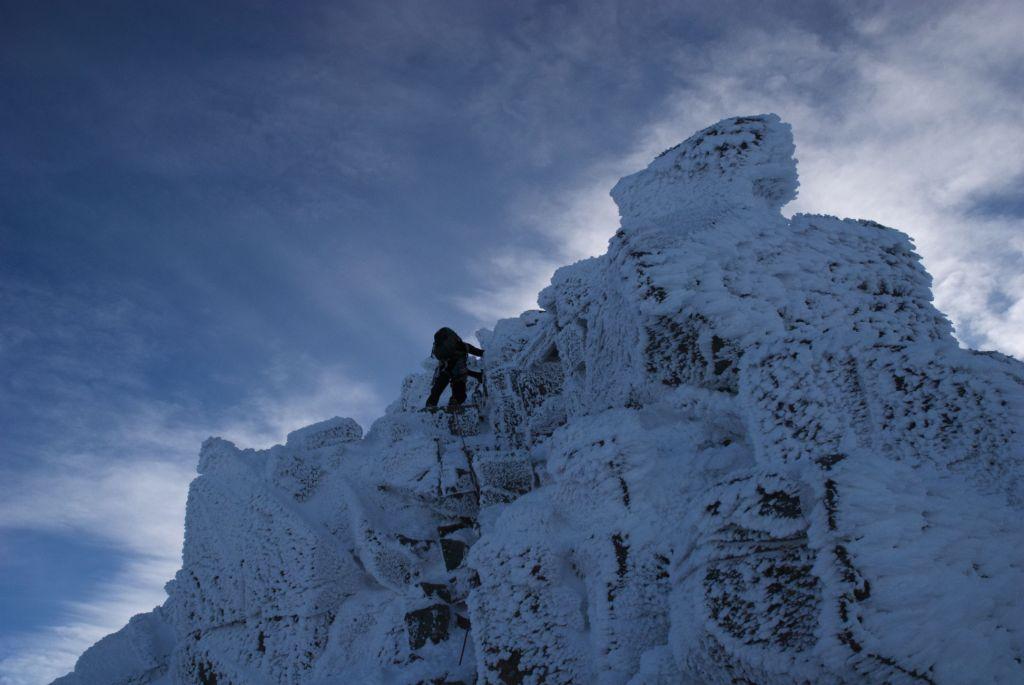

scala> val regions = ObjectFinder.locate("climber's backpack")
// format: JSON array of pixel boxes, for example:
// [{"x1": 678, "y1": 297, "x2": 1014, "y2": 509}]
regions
[{"x1": 432, "y1": 327, "x2": 465, "y2": 361}]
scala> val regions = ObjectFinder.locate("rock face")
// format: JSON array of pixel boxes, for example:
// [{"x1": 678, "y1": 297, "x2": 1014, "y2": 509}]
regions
[{"x1": 56, "y1": 115, "x2": 1024, "y2": 685}]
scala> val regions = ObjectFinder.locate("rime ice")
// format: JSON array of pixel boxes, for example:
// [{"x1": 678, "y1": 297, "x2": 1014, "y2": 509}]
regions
[{"x1": 56, "y1": 115, "x2": 1024, "y2": 685}]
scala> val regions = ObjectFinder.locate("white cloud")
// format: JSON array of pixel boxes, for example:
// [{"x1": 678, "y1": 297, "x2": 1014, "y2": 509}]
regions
[
  {"x1": 0, "y1": 451, "x2": 189, "y2": 685},
  {"x1": 0, "y1": 455, "x2": 192, "y2": 561},
  {"x1": 0, "y1": 557, "x2": 175, "y2": 685},
  {"x1": 217, "y1": 361, "x2": 383, "y2": 448},
  {"x1": 452, "y1": 247, "x2": 563, "y2": 325},
  {"x1": 452, "y1": 167, "x2": 627, "y2": 326}
]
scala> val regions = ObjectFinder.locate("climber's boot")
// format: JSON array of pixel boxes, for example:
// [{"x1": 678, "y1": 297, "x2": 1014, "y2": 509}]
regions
[{"x1": 444, "y1": 403, "x2": 478, "y2": 414}]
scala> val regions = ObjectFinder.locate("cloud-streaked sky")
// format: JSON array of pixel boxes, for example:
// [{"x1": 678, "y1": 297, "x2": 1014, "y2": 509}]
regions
[{"x1": 1, "y1": 1, "x2": 1021, "y2": 682}]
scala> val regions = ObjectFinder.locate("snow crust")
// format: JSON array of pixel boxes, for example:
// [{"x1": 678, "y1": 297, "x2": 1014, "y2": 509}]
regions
[{"x1": 56, "y1": 115, "x2": 1024, "y2": 685}]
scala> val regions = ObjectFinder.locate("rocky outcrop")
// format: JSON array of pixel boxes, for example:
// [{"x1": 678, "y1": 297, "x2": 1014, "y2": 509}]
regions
[{"x1": 56, "y1": 115, "x2": 1024, "y2": 685}]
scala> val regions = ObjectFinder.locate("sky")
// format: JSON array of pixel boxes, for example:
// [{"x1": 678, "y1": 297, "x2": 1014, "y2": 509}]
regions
[{"x1": 1, "y1": 0, "x2": 1022, "y2": 682}]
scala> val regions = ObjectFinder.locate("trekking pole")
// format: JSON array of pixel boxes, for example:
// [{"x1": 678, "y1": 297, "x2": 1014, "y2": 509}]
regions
[{"x1": 458, "y1": 623, "x2": 470, "y2": 665}]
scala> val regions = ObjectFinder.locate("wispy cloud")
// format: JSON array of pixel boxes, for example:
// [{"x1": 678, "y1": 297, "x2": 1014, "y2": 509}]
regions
[
  {"x1": 0, "y1": 557, "x2": 177, "y2": 685},
  {"x1": 453, "y1": 248, "x2": 562, "y2": 325},
  {"x1": 452, "y1": 176, "x2": 623, "y2": 326},
  {"x1": 217, "y1": 360, "x2": 383, "y2": 448},
  {"x1": 0, "y1": 448, "x2": 191, "y2": 685},
  {"x1": 0, "y1": 454, "x2": 192, "y2": 561}
]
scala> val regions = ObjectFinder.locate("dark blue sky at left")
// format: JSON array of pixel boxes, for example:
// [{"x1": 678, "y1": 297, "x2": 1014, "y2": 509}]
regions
[
  {"x1": 1, "y1": 0, "x2": 860, "y2": 459},
  {"x1": 5, "y1": 1, "x2": 1021, "y2": 682}
]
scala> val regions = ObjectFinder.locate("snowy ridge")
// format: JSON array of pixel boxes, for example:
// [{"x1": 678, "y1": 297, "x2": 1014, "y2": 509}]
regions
[{"x1": 56, "y1": 115, "x2": 1024, "y2": 685}]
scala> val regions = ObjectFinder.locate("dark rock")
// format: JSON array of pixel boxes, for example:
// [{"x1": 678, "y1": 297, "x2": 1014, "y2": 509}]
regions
[
  {"x1": 440, "y1": 538, "x2": 469, "y2": 571},
  {"x1": 405, "y1": 604, "x2": 451, "y2": 650}
]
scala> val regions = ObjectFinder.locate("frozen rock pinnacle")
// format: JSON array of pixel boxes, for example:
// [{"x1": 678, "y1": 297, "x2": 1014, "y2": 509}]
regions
[
  {"x1": 56, "y1": 115, "x2": 1024, "y2": 685},
  {"x1": 611, "y1": 114, "x2": 799, "y2": 227}
]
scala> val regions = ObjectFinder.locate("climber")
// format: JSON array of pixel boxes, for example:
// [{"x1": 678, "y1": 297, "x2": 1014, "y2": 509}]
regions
[{"x1": 425, "y1": 327, "x2": 484, "y2": 409}]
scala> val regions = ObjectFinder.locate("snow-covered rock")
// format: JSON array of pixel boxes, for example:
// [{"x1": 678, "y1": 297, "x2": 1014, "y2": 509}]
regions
[{"x1": 56, "y1": 114, "x2": 1024, "y2": 685}]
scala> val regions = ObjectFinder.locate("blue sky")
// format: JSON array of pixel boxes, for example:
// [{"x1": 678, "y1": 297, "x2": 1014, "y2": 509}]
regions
[{"x1": 1, "y1": 1, "x2": 1022, "y2": 682}]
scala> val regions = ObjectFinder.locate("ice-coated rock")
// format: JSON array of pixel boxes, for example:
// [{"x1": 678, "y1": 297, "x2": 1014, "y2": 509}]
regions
[{"x1": 57, "y1": 115, "x2": 1024, "y2": 685}]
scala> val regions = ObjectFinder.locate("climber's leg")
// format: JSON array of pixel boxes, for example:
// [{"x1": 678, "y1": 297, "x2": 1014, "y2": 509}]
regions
[
  {"x1": 425, "y1": 365, "x2": 452, "y2": 407},
  {"x1": 448, "y1": 376, "x2": 467, "y2": 406},
  {"x1": 446, "y1": 357, "x2": 469, "y2": 406}
]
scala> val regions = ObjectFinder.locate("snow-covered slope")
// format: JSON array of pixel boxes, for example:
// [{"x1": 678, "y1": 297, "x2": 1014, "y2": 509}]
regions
[{"x1": 55, "y1": 114, "x2": 1024, "y2": 685}]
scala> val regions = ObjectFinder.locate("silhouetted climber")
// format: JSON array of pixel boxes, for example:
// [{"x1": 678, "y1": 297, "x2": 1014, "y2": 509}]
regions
[{"x1": 425, "y1": 327, "x2": 484, "y2": 408}]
